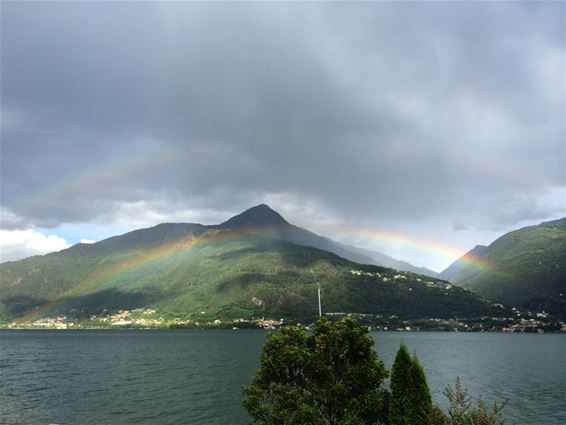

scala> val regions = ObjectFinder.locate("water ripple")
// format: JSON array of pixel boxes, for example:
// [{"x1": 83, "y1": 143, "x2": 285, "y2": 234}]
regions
[{"x1": 1, "y1": 330, "x2": 564, "y2": 425}]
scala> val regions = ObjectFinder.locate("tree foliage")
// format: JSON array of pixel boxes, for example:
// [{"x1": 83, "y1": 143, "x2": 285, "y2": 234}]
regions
[
  {"x1": 428, "y1": 377, "x2": 509, "y2": 425},
  {"x1": 389, "y1": 342, "x2": 432, "y2": 425},
  {"x1": 409, "y1": 354, "x2": 432, "y2": 422},
  {"x1": 244, "y1": 319, "x2": 509, "y2": 425},
  {"x1": 243, "y1": 317, "x2": 390, "y2": 425}
]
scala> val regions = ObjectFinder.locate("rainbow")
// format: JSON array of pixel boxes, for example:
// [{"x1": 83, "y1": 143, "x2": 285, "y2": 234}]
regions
[
  {"x1": 392, "y1": 143, "x2": 555, "y2": 190},
  {"x1": 318, "y1": 223, "x2": 496, "y2": 275},
  {"x1": 19, "y1": 229, "x2": 230, "y2": 322},
  {"x1": 19, "y1": 222, "x2": 501, "y2": 323},
  {"x1": 11, "y1": 146, "x2": 180, "y2": 217}
]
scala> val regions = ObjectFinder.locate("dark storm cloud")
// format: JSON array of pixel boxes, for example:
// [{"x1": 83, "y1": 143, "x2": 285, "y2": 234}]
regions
[{"x1": 1, "y1": 1, "x2": 564, "y2": 231}]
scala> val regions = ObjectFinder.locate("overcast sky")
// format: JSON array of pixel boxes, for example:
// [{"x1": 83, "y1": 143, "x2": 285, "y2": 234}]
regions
[{"x1": 1, "y1": 1, "x2": 564, "y2": 271}]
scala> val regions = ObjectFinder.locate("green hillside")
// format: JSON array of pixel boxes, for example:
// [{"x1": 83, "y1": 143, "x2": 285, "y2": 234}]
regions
[
  {"x1": 214, "y1": 204, "x2": 439, "y2": 277},
  {"x1": 439, "y1": 245, "x2": 487, "y2": 282},
  {"x1": 452, "y1": 218, "x2": 566, "y2": 318},
  {"x1": 0, "y1": 217, "x2": 495, "y2": 324}
]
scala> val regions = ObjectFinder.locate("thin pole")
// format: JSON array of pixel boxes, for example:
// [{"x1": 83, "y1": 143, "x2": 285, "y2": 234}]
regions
[{"x1": 318, "y1": 286, "x2": 322, "y2": 317}]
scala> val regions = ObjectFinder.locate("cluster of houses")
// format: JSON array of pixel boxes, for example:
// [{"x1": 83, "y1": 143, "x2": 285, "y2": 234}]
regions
[
  {"x1": 87, "y1": 308, "x2": 163, "y2": 327},
  {"x1": 5, "y1": 304, "x2": 565, "y2": 332},
  {"x1": 25, "y1": 316, "x2": 73, "y2": 329},
  {"x1": 349, "y1": 269, "x2": 453, "y2": 290}
]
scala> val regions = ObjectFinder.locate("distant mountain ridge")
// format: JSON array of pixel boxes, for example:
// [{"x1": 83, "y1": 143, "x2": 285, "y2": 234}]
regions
[
  {"x1": 451, "y1": 217, "x2": 566, "y2": 318},
  {"x1": 0, "y1": 204, "x2": 492, "y2": 323},
  {"x1": 215, "y1": 205, "x2": 439, "y2": 277}
]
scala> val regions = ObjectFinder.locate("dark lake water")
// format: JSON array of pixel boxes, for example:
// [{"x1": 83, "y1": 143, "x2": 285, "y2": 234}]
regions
[{"x1": 1, "y1": 330, "x2": 564, "y2": 425}]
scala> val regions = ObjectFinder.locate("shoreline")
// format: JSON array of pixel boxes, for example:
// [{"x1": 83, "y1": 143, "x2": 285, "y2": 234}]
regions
[
  {"x1": 3, "y1": 308, "x2": 564, "y2": 332},
  {"x1": 2, "y1": 325, "x2": 565, "y2": 333}
]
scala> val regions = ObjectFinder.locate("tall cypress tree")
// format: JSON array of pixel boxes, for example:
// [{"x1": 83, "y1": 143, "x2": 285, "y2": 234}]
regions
[
  {"x1": 389, "y1": 343, "x2": 432, "y2": 425},
  {"x1": 389, "y1": 342, "x2": 413, "y2": 425},
  {"x1": 409, "y1": 354, "x2": 432, "y2": 423}
]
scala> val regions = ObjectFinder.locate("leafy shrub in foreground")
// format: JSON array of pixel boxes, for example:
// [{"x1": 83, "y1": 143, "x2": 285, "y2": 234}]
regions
[
  {"x1": 244, "y1": 318, "x2": 509, "y2": 425},
  {"x1": 243, "y1": 317, "x2": 390, "y2": 425}
]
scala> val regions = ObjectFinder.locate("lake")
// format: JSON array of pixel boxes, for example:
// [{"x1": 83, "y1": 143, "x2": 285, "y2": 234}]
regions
[{"x1": 1, "y1": 330, "x2": 564, "y2": 424}]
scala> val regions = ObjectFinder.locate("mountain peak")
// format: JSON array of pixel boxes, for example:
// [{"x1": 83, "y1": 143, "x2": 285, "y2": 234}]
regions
[
  {"x1": 218, "y1": 204, "x2": 290, "y2": 230},
  {"x1": 471, "y1": 245, "x2": 488, "y2": 252}
]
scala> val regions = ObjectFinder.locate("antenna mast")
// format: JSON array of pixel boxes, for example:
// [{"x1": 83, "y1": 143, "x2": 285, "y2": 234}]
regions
[{"x1": 317, "y1": 286, "x2": 322, "y2": 317}]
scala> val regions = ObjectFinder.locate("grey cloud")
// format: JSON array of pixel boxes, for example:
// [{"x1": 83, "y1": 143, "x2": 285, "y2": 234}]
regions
[
  {"x1": 452, "y1": 222, "x2": 469, "y2": 232},
  {"x1": 1, "y1": 1, "x2": 564, "y2": 233}
]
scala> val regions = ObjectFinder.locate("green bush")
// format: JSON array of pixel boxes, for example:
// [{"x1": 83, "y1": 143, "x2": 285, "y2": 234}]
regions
[
  {"x1": 244, "y1": 318, "x2": 509, "y2": 425},
  {"x1": 243, "y1": 317, "x2": 390, "y2": 425}
]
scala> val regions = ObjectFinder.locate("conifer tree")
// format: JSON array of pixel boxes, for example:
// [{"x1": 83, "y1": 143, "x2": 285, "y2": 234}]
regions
[
  {"x1": 409, "y1": 354, "x2": 432, "y2": 423},
  {"x1": 389, "y1": 343, "x2": 432, "y2": 425},
  {"x1": 389, "y1": 342, "x2": 414, "y2": 425}
]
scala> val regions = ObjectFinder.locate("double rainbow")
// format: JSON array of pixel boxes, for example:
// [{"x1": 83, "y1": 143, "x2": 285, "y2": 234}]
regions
[{"x1": 10, "y1": 147, "x2": 180, "y2": 217}]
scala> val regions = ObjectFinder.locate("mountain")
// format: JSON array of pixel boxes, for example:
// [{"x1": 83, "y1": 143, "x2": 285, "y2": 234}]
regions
[
  {"x1": 339, "y1": 244, "x2": 439, "y2": 278},
  {"x1": 217, "y1": 203, "x2": 289, "y2": 229},
  {"x1": 439, "y1": 245, "x2": 487, "y2": 281},
  {"x1": 216, "y1": 204, "x2": 439, "y2": 277},
  {"x1": 452, "y1": 218, "x2": 566, "y2": 318},
  {"x1": 0, "y1": 205, "x2": 494, "y2": 323}
]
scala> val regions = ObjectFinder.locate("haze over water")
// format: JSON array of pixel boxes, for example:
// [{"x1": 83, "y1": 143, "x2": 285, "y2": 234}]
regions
[{"x1": 1, "y1": 330, "x2": 564, "y2": 425}]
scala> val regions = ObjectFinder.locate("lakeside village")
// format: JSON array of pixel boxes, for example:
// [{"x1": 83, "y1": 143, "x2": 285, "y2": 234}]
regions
[
  {"x1": 4, "y1": 272, "x2": 565, "y2": 332},
  {"x1": 5, "y1": 306, "x2": 566, "y2": 333}
]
